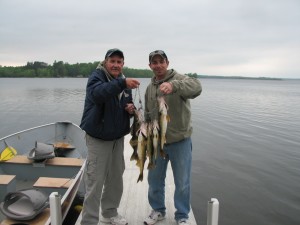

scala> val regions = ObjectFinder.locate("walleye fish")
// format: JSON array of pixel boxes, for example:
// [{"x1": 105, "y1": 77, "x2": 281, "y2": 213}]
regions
[
  {"x1": 158, "y1": 96, "x2": 170, "y2": 157},
  {"x1": 129, "y1": 108, "x2": 143, "y2": 161},
  {"x1": 136, "y1": 122, "x2": 147, "y2": 182},
  {"x1": 146, "y1": 122, "x2": 155, "y2": 169},
  {"x1": 152, "y1": 119, "x2": 160, "y2": 163}
]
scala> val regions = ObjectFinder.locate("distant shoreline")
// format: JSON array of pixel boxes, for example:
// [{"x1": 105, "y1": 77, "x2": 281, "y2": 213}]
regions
[
  {"x1": 198, "y1": 75, "x2": 284, "y2": 80},
  {"x1": 0, "y1": 75, "x2": 289, "y2": 80},
  {"x1": 0, "y1": 62, "x2": 294, "y2": 80}
]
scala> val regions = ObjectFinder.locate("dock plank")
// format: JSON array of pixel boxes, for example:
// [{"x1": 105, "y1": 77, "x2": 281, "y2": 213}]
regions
[{"x1": 75, "y1": 135, "x2": 197, "y2": 225}]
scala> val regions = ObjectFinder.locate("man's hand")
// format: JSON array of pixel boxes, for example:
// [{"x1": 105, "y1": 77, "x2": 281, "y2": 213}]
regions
[
  {"x1": 125, "y1": 103, "x2": 135, "y2": 114},
  {"x1": 160, "y1": 82, "x2": 173, "y2": 94},
  {"x1": 126, "y1": 78, "x2": 140, "y2": 89}
]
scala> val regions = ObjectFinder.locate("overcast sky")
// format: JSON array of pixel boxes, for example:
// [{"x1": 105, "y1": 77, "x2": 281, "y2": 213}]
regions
[{"x1": 1, "y1": 0, "x2": 299, "y2": 78}]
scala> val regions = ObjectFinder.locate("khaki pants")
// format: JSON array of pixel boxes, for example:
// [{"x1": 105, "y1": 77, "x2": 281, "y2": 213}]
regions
[{"x1": 81, "y1": 134, "x2": 125, "y2": 225}]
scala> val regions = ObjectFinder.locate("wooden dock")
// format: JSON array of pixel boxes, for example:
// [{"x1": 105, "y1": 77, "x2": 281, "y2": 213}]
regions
[{"x1": 75, "y1": 135, "x2": 197, "y2": 225}]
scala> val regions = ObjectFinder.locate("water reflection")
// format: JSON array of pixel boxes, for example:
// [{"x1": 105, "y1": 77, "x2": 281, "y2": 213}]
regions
[{"x1": 0, "y1": 78, "x2": 300, "y2": 225}]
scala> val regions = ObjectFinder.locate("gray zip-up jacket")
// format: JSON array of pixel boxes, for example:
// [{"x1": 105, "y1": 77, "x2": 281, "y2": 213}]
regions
[{"x1": 145, "y1": 69, "x2": 202, "y2": 144}]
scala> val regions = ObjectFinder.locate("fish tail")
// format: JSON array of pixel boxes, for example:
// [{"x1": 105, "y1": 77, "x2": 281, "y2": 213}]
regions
[
  {"x1": 147, "y1": 162, "x2": 155, "y2": 170},
  {"x1": 160, "y1": 136, "x2": 166, "y2": 150},
  {"x1": 137, "y1": 173, "x2": 143, "y2": 182},
  {"x1": 160, "y1": 149, "x2": 166, "y2": 158}
]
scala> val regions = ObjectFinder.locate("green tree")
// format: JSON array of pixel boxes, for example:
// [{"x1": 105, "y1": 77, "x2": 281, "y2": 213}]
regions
[
  {"x1": 53, "y1": 61, "x2": 66, "y2": 77},
  {"x1": 0, "y1": 61, "x2": 202, "y2": 78}
]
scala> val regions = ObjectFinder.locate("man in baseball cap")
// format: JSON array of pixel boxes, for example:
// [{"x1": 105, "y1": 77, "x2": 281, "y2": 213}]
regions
[
  {"x1": 149, "y1": 50, "x2": 168, "y2": 63},
  {"x1": 105, "y1": 48, "x2": 124, "y2": 59},
  {"x1": 80, "y1": 48, "x2": 139, "y2": 225},
  {"x1": 144, "y1": 49, "x2": 202, "y2": 225}
]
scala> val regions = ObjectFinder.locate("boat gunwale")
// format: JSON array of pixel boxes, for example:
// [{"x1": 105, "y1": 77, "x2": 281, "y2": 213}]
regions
[{"x1": 0, "y1": 121, "x2": 79, "y2": 141}]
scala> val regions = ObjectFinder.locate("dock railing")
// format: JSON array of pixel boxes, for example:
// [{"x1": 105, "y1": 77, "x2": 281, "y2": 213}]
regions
[
  {"x1": 207, "y1": 198, "x2": 219, "y2": 225},
  {"x1": 49, "y1": 192, "x2": 62, "y2": 225}
]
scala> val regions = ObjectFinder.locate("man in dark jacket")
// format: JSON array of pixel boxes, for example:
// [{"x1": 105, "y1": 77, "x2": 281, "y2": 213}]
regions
[{"x1": 80, "y1": 48, "x2": 140, "y2": 225}]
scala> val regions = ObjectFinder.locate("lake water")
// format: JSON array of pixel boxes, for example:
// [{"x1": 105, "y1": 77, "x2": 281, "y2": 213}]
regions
[{"x1": 0, "y1": 78, "x2": 299, "y2": 225}]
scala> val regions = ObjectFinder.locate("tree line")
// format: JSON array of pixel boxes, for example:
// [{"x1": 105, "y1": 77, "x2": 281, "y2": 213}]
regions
[{"x1": 0, "y1": 61, "x2": 198, "y2": 78}]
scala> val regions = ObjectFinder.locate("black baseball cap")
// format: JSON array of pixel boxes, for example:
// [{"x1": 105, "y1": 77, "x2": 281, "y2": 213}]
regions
[
  {"x1": 149, "y1": 50, "x2": 168, "y2": 62},
  {"x1": 105, "y1": 48, "x2": 124, "y2": 59}
]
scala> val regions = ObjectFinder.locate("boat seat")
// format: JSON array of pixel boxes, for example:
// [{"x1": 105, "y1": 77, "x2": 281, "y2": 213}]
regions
[
  {"x1": 46, "y1": 157, "x2": 84, "y2": 167},
  {"x1": 33, "y1": 177, "x2": 73, "y2": 189},
  {"x1": 3, "y1": 155, "x2": 84, "y2": 167},
  {"x1": 0, "y1": 175, "x2": 16, "y2": 185},
  {"x1": 0, "y1": 175, "x2": 16, "y2": 202},
  {"x1": 2, "y1": 155, "x2": 31, "y2": 164}
]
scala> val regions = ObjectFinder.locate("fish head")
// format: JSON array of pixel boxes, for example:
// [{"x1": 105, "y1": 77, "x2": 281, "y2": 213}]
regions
[
  {"x1": 139, "y1": 122, "x2": 148, "y2": 137},
  {"x1": 152, "y1": 119, "x2": 159, "y2": 129},
  {"x1": 135, "y1": 108, "x2": 144, "y2": 123},
  {"x1": 158, "y1": 96, "x2": 168, "y2": 111}
]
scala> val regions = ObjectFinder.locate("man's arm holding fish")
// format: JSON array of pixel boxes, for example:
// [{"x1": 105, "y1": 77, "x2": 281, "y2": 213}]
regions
[
  {"x1": 160, "y1": 75, "x2": 202, "y2": 99},
  {"x1": 87, "y1": 73, "x2": 140, "y2": 105}
]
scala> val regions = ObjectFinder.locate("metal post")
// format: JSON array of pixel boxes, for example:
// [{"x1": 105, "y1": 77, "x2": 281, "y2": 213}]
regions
[
  {"x1": 207, "y1": 198, "x2": 219, "y2": 225},
  {"x1": 50, "y1": 192, "x2": 62, "y2": 225}
]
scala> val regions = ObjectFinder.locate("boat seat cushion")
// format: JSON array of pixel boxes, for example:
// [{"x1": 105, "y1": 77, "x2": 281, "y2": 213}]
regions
[
  {"x1": 28, "y1": 142, "x2": 55, "y2": 161},
  {"x1": 0, "y1": 188, "x2": 49, "y2": 220}
]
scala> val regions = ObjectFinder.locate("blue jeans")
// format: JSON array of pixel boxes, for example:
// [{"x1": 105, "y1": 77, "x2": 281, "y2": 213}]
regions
[{"x1": 147, "y1": 137, "x2": 192, "y2": 221}]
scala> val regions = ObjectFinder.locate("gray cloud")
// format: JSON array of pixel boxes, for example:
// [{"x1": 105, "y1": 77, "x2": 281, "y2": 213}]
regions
[{"x1": 1, "y1": 0, "x2": 299, "y2": 78}]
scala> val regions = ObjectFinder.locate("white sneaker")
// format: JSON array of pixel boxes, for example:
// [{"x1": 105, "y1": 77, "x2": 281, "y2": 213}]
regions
[
  {"x1": 100, "y1": 214, "x2": 128, "y2": 225},
  {"x1": 144, "y1": 210, "x2": 165, "y2": 225},
  {"x1": 177, "y1": 218, "x2": 190, "y2": 225}
]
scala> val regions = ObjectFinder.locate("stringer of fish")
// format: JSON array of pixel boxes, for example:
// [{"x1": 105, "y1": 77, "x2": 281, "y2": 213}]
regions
[{"x1": 129, "y1": 88, "x2": 170, "y2": 182}]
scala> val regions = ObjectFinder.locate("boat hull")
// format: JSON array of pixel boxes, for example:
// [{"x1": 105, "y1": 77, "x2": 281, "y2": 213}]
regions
[{"x1": 0, "y1": 121, "x2": 87, "y2": 225}]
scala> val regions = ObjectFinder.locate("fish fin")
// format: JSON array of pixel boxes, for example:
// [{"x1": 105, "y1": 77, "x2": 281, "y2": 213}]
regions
[
  {"x1": 166, "y1": 115, "x2": 170, "y2": 122},
  {"x1": 130, "y1": 152, "x2": 138, "y2": 161},
  {"x1": 142, "y1": 140, "x2": 148, "y2": 146},
  {"x1": 136, "y1": 159, "x2": 140, "y2": 166},
  {"x1": 130, "y1": 139, "x2": 138, "y2": 147}
]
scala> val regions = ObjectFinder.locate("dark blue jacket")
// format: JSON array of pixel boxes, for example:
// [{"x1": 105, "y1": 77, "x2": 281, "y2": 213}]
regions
[{"x1": 80, "y1": 68, "x2": 132, "y2": 140}]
